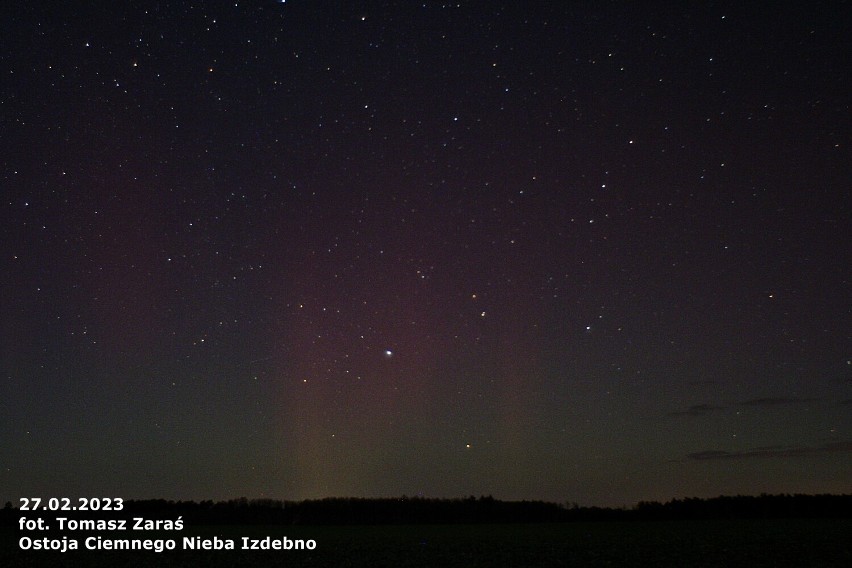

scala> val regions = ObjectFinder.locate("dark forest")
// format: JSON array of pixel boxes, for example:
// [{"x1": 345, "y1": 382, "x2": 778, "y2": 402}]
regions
[{"x1": 5, "y1": 494, "x2": 851, "y2": 526}]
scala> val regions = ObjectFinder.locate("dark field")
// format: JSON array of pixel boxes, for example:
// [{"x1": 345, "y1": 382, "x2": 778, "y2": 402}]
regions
[{"x1": 4, "y1": 519, "x2": 851, "y2": 567}]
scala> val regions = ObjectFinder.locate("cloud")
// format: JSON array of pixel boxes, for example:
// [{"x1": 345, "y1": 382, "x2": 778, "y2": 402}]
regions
[
  {"x1": 687, "y1": 450, "x2": 732, "y2": 460},
  {"x1": 667, "y1": 404, "x2": 722, "y2": 417},
  {"x1": 739, "y1": 397, "x2": 816, "y2": 407},
  {"x1": 687, "y1": 380, "x2": 718, "y2": 387},
  {"x1": 687, "y1": 441, "x2": 852, "y2": 461}
]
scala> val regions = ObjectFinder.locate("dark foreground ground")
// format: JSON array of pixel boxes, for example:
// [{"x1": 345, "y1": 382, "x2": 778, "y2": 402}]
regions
[{"x1": 3, "y1": 519, "x2": 851, "y2": 567}]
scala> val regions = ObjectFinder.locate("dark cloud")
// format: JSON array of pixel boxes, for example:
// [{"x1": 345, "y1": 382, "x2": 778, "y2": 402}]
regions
[
  {"x1": 740, "y1": 397, "x2": 816, "y2": 407},
  {"x1": 688, "y1": 442, "x2": 852, "y2": 461},
  {"x1": 687, "y1": 450, "x2": 732, "y2": 460},
  {"x1": 687, "y1": 380, "x2": 718, "y2": 387},
  {"x1": 667, "y1": 404, "x2": 722, "y2": 417}
]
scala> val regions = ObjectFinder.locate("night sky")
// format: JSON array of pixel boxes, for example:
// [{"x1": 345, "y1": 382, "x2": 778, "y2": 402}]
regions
[{"x1": 2, "y1": 1, "x2": 850, "y2": 508}]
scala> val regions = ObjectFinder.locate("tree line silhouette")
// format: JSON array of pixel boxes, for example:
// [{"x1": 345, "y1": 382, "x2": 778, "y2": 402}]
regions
[{"x1": 4, "y1": 493, "x2": 851, "y2": 526}]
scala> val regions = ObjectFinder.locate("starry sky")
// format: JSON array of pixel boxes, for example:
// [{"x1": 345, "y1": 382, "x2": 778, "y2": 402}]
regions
[{"x1": 1, "y1": 1, "x2": 850, "y2": 507}]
